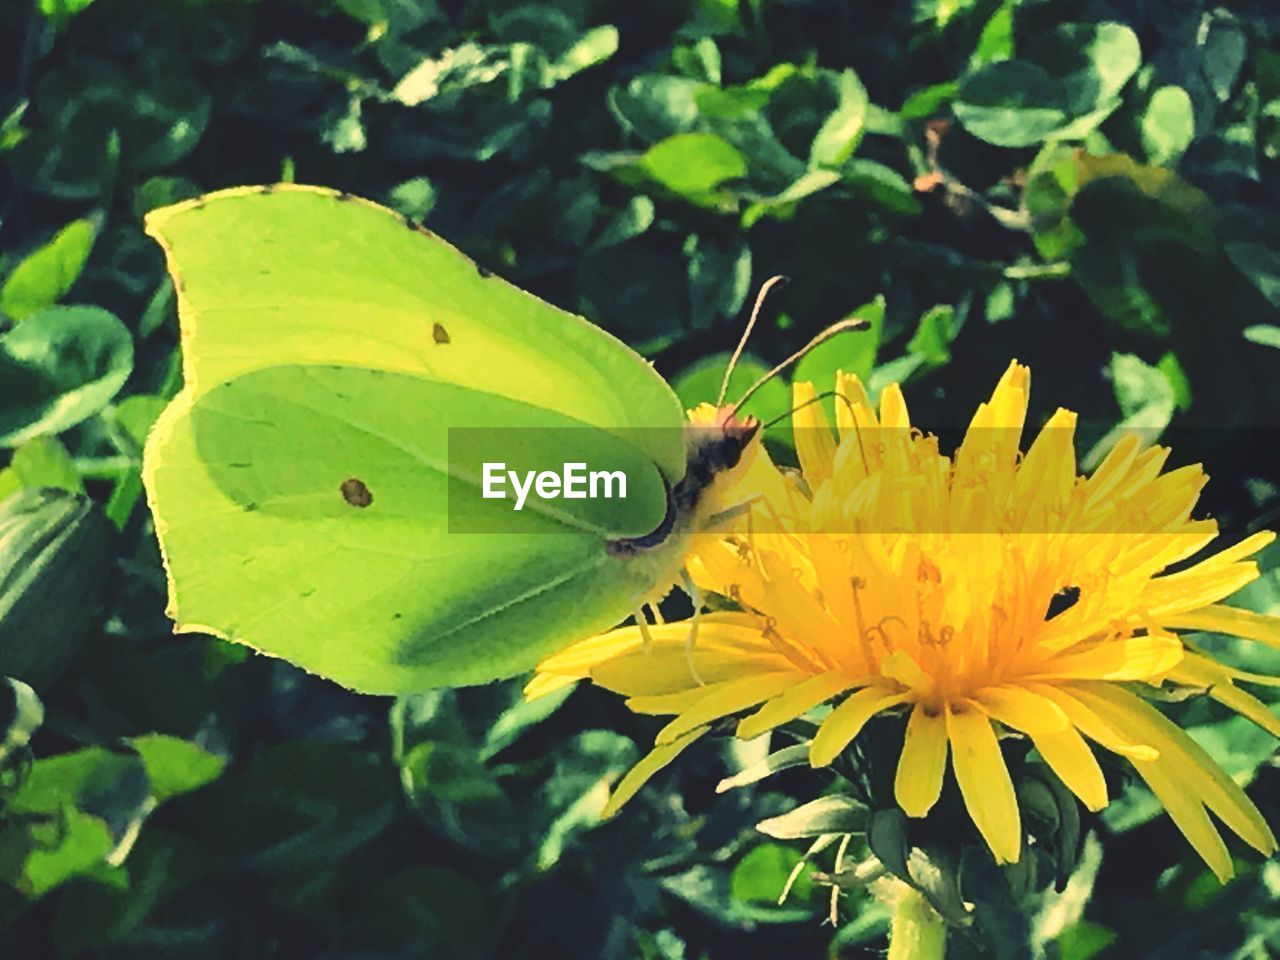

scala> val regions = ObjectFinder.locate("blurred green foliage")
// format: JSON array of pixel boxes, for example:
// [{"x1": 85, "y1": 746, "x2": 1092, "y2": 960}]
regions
[{"x1": 1, "y1": 0, "x2": 1278, "y2": 956}]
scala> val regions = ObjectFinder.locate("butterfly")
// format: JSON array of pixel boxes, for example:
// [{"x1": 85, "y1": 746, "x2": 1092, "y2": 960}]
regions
[{"x1": 143, "y1": 184, "x2": 800, "y2": 694}]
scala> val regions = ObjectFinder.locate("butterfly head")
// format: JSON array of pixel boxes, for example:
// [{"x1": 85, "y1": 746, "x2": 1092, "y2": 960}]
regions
[{"x1": 676, "y1": 404, "x2": 761, "y2": 512}]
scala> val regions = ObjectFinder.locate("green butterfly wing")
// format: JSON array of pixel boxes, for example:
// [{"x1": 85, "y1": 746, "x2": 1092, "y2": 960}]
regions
[{"x1": 143, "y1": 186, "x2": 691, "y2": 692}]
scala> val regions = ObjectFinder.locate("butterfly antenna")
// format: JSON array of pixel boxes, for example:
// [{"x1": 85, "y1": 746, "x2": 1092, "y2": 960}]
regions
[
  {"x1": 760, "y1": 388, "x2": 856, "y2": 430},
  {"x1": 763, "y1": 388, "x2": 870, "y2": 475},
  {"x1": 717, "y1": 275, "x2": 790, "y2": 407},
  {"x1": 731, "y1": 317, "x2": 867, "y2": 416}
]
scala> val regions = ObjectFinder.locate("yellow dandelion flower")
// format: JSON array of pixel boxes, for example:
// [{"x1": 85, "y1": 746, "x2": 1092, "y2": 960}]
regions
[{"x1": 530, "y1": 361, "x2": 1279, "y2": 880}]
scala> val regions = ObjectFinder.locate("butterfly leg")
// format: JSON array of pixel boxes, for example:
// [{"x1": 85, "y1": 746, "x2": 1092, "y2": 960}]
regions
[
  {"x1": 680, "y1": 569, "x2": 706, "y2": 686},
  {"x1": 632, "y1": 604, "x2": 657, "y2": 654},
  {"x1": 704, "y1": 494, "x2": 762, "y2": 532}
]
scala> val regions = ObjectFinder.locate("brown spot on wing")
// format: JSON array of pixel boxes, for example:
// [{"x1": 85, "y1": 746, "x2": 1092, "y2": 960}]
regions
[
  {"x1": 432, "y1": 323, "x2": 450, "y2": 344},
  {"x1": 340, "y1": 477, "x2": 374, "y2": 508}
]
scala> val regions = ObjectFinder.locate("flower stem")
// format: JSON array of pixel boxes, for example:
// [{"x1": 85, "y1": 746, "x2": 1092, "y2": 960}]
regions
[{"x1": 888, "y1": 886, "x2": 947, "y2": 960}]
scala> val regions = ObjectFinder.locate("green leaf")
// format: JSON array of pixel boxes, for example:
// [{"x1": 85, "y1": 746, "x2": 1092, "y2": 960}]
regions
[
  {"x1": 0, "y1": 488, "x2": 113, "y2": 686},
  {"x1": 0, "y1": 436, "x2": 83, "y2": 501},
  {"x1": 1111, "y1": 352, "x2": 1175, "y2": 421},
  {"x1": 900, "y1": 82, "x2": 957, "y2": 120},
  {"x1": 7, "y1": 746, "x2": 138, "y2": 815},
  {"x1": 1141, "y1": 86, "x2": 1194, "y2": 166},
  {"x1": 1, "y1": 219, "x2": 97, "y2": 322},
  {"x1": 716, "y1": 743, "x2": 810, "y2": 792},
  {"x1": 534, "y1": 730, "x2": 636, "y2": 871},
  {"x1": 756, "y1": 795, "x2": 867, "y2": 839},
  {"x1": 137, "y1": 278, "x2": 175, "y2": 338},
  {"x1": 481, "y1": 682, "x2": 573, "y2": 760},
  {"x1": 1243, "y1": 324, "x2": 1280, "y2": 349},
  {"x1": 1067, "y1": 22, "x2": 1142, "y2": 107},
  {"x1": 794, "y1": 295, "x2": 885, "y2": 395},
  {"x1": 731, "y1": 842, "x2": 814, "y2": 904},
  {"x1": 1198, "y1": 10, "x2": 1246, "y2": 102},
  {"x1": 809, "y1": 70, "x2": 868, "y2": 168},
  {"x1": 906, "y1": 304, "x2": 955, "y2": 367},
  {"x1": 1226, "y1": 242, "x2": 1280, "y2": 307},
  {"x1": 1056, "y1": 920, "x2": 1119, "y2": 960},
  {"x1": 741, "y1": 169, "x2": 840, "y2": 228},
  {"x1": 867, "y1": 807, "x2": 911, "y2": 881},
  {"x1": 1156, "y1": 352, "x2": 1191, "y2": 412},
  {"x1": 640, "y1": 132, "x2": 746, "y2": 203},
  {"x1": 128, "y1": 734, "x2": 226, "y2": 801},
  {"x1": 971, "y1": 2, "x2": 1015, "y2": 67},
  {"x1": 955, "y1": 60, "x2": 1069, "y2": 147},
  {"x1": 840, "y1": 160, "x2": 920, "y2": 215},
  {"x1": 1082, "y1": 353, "x2": 1176, "y2": 469},
  {"x1": 955, "y1": 23, "x2": 1141, "y2": 147},
  {"x1": 547, "y1": 25, "x2": 618, "y2": 84},
  {"x1": 0, "y1": 677, "x2": 43, "y2": 765},
  {"x1": 907, "y1": 846, "x2": 971, "y2": 927},
  {"x1": 387, "y1": 177, "x2": 437, "y2": 222},
  {"x1": 21, "y1": 808, "x2": 115, "y2": 897},
  {"x1": 686, "y1": 233, "x2": 751, "y2": 329},
  {"x1": 0, "y1": 306, "x2": 133, "y2": 447},
  {"x1": 37, "y1": 0, "x2": 98, "y2": 29},
  {"x1": 405, "y1": 741, "x2": 505, "y2": 806}
]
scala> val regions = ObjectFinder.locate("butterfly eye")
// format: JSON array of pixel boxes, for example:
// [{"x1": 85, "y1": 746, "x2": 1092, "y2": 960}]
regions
[{"x1": 1045, "y1": 585, "x2": 1081, "y2": 620}]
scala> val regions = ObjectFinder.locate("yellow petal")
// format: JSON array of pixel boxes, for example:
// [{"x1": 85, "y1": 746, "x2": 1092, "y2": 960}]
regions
[
  {"x1": 1072, "y1": 682, "x2": 1277, "y2": 857},
  {"x1": 524, "y1": 671, "x2": 577, "y2": 701},
  {"x1": 1030, "y1": 727, "x2": 1108, "y2": 811},
  {"x1": 974, "y1": 685, "x2": 1070, "y2": 734},
  {"x1": 654, "y1": 672, "x2": 805, "y2": 744},
  {"x1": 1014, "y1": 408, "x2": 1078, "y2": 527},
  {"x1": 894, "y1": 705, "x2": 949, "y2": 817},
  {"x1": 1171, "y1": 653, "x2": 1280, "y2": 737},
  {"x1": 881, "y1": 650, "x2": 933, "y2": 692},
  {"x1": 1029, "y1": 683, "x2": 1158, "y2": 762},
  {"x1": 1164, "y1": 604, "x2": 1280, "y2": 651},
  {"x1": 1082, "y1": 433, "x2": 1142, "y2": 506},
  {"x1": 1128, "y1": 756, "x2": 1233, "y2": 882},
  {"x1": 536, "y1": 613, "x2": 768, "y2": 677},
  {"x1": 1031, "y1": 636, "x2": 1184, "y2": 681},
  {"x1": 1206, "y1": 682, "x2": 1280, "y2": 738},
  {"x1": 590, "y1": 632, "x2": 794, "y2": 697},
  {"x1": 946, "y1": 704, "x2": 1022, "y2": 864},
  {"x1": 878, "y1": 382, "x2": 911, "y2": 430},
  {"x1": 601, "y1": 726, "x2": 708, "y2": 819},
  {"x1": 736, "y1": 672, "x2": 853, "y2": 740},
  {"x1": 811, "y1": 687, "x2": 910, "y2": 767},
  {"x1": 1142, "y1": 531, "x2": 1275, "y2": 616},
  {"x1": 792, "y1": 380, "x2": 837, "y2": 487},
  {"x1": 1144, "y1": 565, "x2": 1268, "y2": 618},
  {"x1": 834, "y1": 371, "x2": 876, "y2": 437}
]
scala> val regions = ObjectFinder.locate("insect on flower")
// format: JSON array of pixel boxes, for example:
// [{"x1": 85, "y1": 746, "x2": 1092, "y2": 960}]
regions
[{"x1": 529, "y1": 361, "x2": 1279, "y2": 881}]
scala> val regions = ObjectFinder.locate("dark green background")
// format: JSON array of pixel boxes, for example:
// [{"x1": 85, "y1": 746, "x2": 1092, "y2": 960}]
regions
[{"x1": 1, "y1": 0, "x2": 1278, "y2": 956}]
